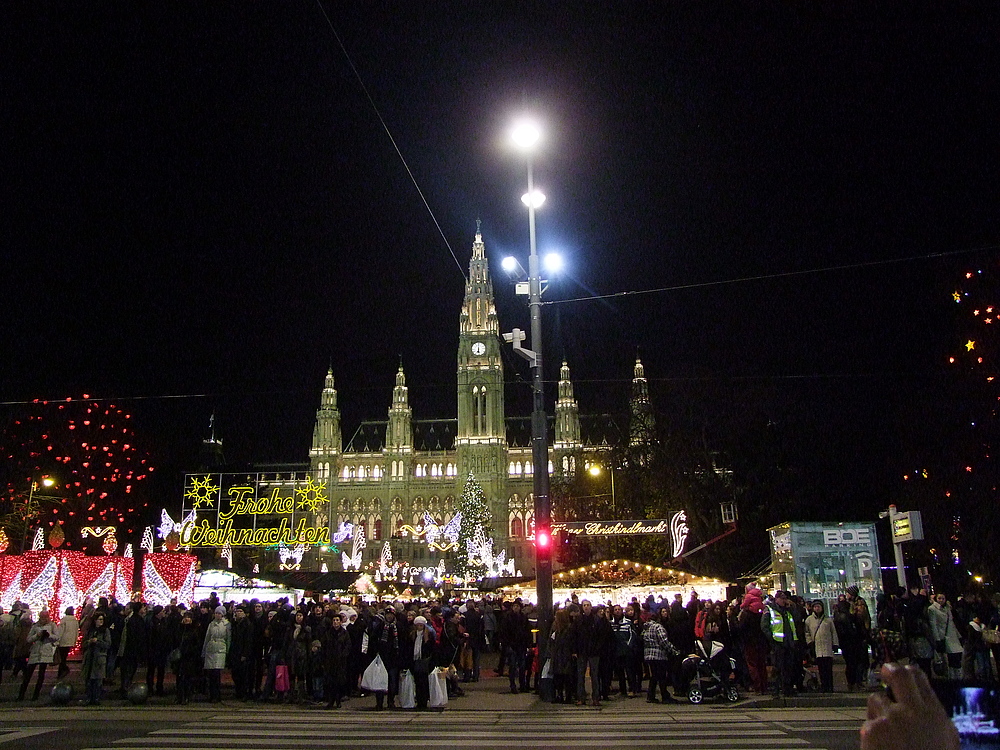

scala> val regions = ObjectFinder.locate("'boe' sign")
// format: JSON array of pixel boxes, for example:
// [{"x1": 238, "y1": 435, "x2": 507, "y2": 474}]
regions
[{"x1": 823, "y1": 527, "x2": 872, "y2": 547}]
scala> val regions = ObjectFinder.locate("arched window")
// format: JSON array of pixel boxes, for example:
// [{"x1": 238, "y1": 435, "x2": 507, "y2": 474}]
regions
[
  {"x1": 548, "y1": 460, "x2": 554, "y2": 474},
  {"x1": 374, "y1": 519, "x2": 383, "y2": 541},
  {"x1": 509, "y1": 461, "x2": 516, "y2": 476},
  {"x1": 342, "y1": 466, "x2": 350, "y2": 479},
  {"x1": 511, "y1": 516, "x2": 524, "y2": 538},
  {"x1": 373, "y1": 465, "x2": 382, "y2": 479},
  {"x1": 562, "y1": 456, "x2": 570, "y2": 472},
  {"x1": 515, "y1": 461, "x2": 522, "y2": 475},
  {"x1": 358, "y1": 465, "x2": 366, "y2": 479},
  {"x1": 525, "y1": 461, "x2": 533, "y2": 475}
]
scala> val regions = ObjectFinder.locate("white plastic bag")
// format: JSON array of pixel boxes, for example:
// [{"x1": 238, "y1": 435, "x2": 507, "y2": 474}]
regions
[
  {"x1": 428, "y1": 667, "x2": 449, "y2": 708},
  {"x1": 361, "y1": 655, "x2": 389, "y2": 692},
  {"x1": 399, "y1": 670, "x2": 416, "y2": 709},
  {"x1": 540, "y1": 658, "x2": 552, "y2": 680}
]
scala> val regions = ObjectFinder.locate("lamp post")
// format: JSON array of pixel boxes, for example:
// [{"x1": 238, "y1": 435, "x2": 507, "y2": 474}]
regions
[
  {"x1": 510, "y1": 119, "x2": 553, "y2": 642},
  {"x1": 588, "y1": 463, "x2": 616, "y2": 516},
  {"x1": 21, "y1": 477, "x2": 55, "y2": 553}
]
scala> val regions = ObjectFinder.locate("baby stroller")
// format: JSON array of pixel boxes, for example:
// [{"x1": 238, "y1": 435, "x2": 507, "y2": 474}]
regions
[{"x1": 681, "y1": 640, "x2": 740, "y2": 704}]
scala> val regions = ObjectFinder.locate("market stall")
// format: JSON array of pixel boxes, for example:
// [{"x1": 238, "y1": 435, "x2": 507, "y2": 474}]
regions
[{"x1": 502, "y1": 559, "x2": 730, "y2": 606}]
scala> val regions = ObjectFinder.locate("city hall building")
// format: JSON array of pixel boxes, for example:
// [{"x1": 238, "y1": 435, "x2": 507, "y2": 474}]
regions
[{"x1": 182, "y1": 229, "x2": 655, "y2": 576}]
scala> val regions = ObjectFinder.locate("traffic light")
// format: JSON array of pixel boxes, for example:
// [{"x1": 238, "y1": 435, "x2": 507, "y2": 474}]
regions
[{"x1": 535, "y1": 529, "x2": 551, "y2": 550}]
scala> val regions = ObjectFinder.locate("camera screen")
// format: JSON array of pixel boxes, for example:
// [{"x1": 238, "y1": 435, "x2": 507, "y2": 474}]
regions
[{"x1": 934, "y1": 682, "x2": 1000, "y2": 749}]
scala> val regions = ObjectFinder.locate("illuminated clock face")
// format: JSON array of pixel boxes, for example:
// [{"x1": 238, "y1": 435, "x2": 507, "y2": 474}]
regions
[{"x1": 472, "y1": 342, "x2": 486, "y2": 356}]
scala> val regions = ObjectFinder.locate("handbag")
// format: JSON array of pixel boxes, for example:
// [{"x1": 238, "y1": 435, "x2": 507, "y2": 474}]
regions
[
  {"x1": 983, "y1": 628, "x2": 1000, "y2": 646},
  {"x1": 399, "y1": 670, "x2": 416, "y2": 709},
  {"x1": 361, "y1": 655, "x2": 389, "y2": 692},
  {"x1": 274, "y1": 664, "x2": 290, "y2": 692},
  {"x1": 428, "y1": 667, "x2": 449, "y2": 708}
]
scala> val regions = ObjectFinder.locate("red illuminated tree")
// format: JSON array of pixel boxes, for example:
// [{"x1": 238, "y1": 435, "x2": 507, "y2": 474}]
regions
[{"x1": 0, "y1": 396, "x2": 154, "y2": 552}]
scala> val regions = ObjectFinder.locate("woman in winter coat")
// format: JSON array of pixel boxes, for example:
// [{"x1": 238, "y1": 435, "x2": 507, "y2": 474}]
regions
[
  {"x1": 285, "y1": 610, "x2": 312, "y2": 702},
  {"x1": 927, "y1": 593, "x2": 963, "y2": 679},
  {"x1": 805, "y1": 601, "x2": 838, "y2": 692},
  {"x1": 202, "y1": 606, "x2": 231, "y2": 702},
  {"x1": 176, "y1": 611, "x2": 203, "y2": 704},
  {"x1": 400, "y1": 615, "x2": 435, "y2": 710},
  {"x1": 81, "y1": 612, "x2": 112, "y2": 705},
  {"x1": 18, "y1": 610, "x2": 58, "y2": 701},
  {"x1": 738, "y1": 586, "x2": 768, "y2": 694}
]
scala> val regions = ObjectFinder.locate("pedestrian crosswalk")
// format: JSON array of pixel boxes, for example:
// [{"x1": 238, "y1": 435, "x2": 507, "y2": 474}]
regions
[{"x1": 81, "y1": 711, "x2": 843, "y2": 749}]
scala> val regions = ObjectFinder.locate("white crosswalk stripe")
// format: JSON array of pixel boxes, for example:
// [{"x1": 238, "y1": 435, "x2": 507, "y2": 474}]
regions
[{"x1": 79, "y1": 711, "x2": 831, "y2": 750}]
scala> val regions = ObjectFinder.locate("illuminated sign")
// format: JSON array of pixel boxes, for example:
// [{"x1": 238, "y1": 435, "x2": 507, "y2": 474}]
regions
[
  {"x1": 177, "y1": 473, "x2": 331, "y2": 549},
  {"x1": 552, "y1": 515, "x2": 682, "y2": 538},
  {"x1": 891, "y1": 511, "x2": 924, "y2": 543},
  {"x1": 823, "y1": 528, "x2": 872, "y2": 547}
]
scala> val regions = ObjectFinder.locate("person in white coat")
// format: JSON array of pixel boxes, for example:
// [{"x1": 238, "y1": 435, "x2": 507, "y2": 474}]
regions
[
  {"x1": 927, "y1": 594, "x2": 963, "y2": 679},
  {"x1": 805, "y1": 600, "x2": 839, "y2": 692},
  {"x1": 56, "y1": 606, "x2": 80, "y2": 679},
  {"x1": 18, "y1": 610, "x2": 58, "y2": 701},
  {"x1": 203, "y1": 606, "x2": 232, "y2": 702}
]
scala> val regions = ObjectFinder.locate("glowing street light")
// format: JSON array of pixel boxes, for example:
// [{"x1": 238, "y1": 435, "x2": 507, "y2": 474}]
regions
[{"x1": 504, "y1": 116, "x2": 553, "y2": 644}]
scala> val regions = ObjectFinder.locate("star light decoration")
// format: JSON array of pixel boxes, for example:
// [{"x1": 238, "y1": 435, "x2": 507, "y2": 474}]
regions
[
  {"x1": 294, "y1": 477, "x2": 327, "y2": 514},
  {"x1": 184, "y1": 476, "x2": 219, "y2": 509}
]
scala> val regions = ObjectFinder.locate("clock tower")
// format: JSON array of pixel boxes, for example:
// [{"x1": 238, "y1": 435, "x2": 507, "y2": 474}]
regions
[{"x1": 456, "y1": 227, "x2": 506, "y2": 490}]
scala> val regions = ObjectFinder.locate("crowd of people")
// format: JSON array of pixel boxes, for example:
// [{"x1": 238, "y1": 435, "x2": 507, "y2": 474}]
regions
[{"x1": 0, "y1": 581, "x2": 997, "y2": 708}]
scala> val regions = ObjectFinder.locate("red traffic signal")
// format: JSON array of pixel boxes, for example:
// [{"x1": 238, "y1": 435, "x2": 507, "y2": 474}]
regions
[{"x1": 535, "y1": 530, "x2": 551, "y2": 549}]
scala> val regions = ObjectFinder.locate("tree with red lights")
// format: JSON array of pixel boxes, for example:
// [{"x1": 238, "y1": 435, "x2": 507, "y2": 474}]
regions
[{"x1": 0, "y1": 396, "x2": 154, "y2": 553}]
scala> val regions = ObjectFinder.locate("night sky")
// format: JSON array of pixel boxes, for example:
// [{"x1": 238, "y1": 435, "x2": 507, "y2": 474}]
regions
[{"x1": 4, "y1": 3, "x2": 999, "y2": 540}]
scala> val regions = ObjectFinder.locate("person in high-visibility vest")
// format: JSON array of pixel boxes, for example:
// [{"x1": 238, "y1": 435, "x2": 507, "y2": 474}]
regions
[{"x1": 760, "y1": 590, "x2": 798, "y2": 697}]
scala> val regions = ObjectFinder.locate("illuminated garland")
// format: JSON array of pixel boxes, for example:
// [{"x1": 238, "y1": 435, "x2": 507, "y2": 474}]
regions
[
  {"x1": 400, "y1": 511, "x2": 462, "y2": 551},
  {"x1": 141, "y1": 526, "x2": 154, "y2": 553},
  {"x1": 341, "y1": 524, "x2": 365, "y2": 571},
  {"x1": 31, "y1": 528, "x2": 45, "y2": 551}
]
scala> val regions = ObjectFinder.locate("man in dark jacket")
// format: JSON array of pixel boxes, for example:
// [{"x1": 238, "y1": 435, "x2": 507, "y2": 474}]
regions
[
  {"x1": 571, "y1": 599, "x2": 606, "y2": 705},
  {"x1": 118, "y1": 602, "x2": 148, "y2": 695},
  {"x1": 230, "y1": 605, "x2": 255, "y2": 700},
  {"x1": 463, "y1": 601, "x2": 485, "y2": 682},
  {"x1": 497, "y1": 600, "x2": 531, "y2": 693}
]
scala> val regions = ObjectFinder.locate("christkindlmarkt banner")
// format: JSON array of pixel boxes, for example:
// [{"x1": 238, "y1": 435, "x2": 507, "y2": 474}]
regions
[
  {"x1": 176, "y1": 473, "x2": 331, "y2": 548},
  {"x1": 552, "y1": 512, "x2": 690, "y2": 558}
]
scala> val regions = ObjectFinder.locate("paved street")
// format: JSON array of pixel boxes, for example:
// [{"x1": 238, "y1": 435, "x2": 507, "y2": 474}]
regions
[
  {"x1": 1, "y1": 705, "x2": 865, "y2": 750},
  {"x1": 0, "y1": 652, "x2": 868, "y2": 749}
]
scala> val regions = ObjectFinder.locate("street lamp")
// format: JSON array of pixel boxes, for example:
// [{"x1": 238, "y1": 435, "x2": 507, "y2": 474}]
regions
[
  {"x1": 587, "y1": 463, "x2": 616, "y2": 515},
  {"x1": 506, "y1": 117, "x2": 553, "y2": 644},
  {"x1": 21, "y1": 476, "x2": 56, "y2": 553}
]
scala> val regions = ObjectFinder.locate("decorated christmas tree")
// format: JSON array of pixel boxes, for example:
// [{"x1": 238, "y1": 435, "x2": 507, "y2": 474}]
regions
[{"x1": 455, "y1": 472, "x2": 493, "y2": 579}]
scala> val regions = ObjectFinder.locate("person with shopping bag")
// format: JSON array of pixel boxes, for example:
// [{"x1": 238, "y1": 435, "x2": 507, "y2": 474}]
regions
[
  {"x1": 363, "y1": 604, "x2": 400, "y2": 709},
  {"x1": 401, "y1": 616, "x2": 436, "y2": 710}
]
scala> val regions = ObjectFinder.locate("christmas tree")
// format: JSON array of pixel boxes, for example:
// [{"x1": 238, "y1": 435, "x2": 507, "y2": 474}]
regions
[{"x1": 455, "y1": 473, "x2": 493, "y2": 579}]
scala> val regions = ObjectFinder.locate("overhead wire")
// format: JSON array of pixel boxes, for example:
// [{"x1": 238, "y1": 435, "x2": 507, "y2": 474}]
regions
[
  {"x1": 543, "y1": 245, "x2": 1000, "y2": 306},
  {"x1": 312, "y1": 0, "x2": 467, "y2": 281}
]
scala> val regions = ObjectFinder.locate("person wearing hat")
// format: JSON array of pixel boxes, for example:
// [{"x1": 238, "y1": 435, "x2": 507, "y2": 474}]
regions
[
  {"x1": 761, "y1": 590, "x2": 798, "y2": 698},
  {"x1": 402, "y1": 615, "x2": 435, "y2": 710},
  {"x1": 203, "y1": 605, "x2": 231, "y2": 703}
]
